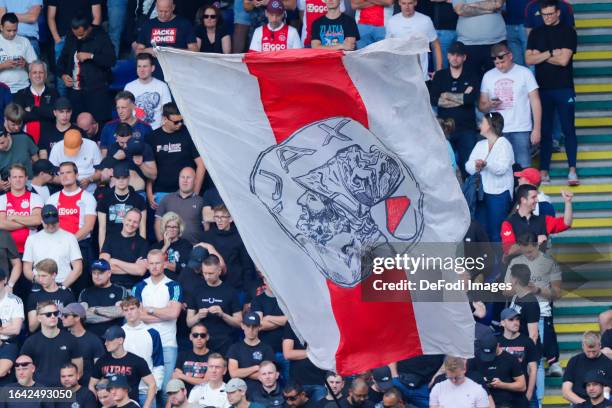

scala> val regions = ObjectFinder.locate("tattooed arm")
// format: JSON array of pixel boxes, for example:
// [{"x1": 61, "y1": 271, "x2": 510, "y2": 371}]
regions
[
  {"x1": 454, "y1": 0, "x2": 504, "y2": 16},
  {"x1": 438, "y1": 92, "x2": 465, "y2": 108}
]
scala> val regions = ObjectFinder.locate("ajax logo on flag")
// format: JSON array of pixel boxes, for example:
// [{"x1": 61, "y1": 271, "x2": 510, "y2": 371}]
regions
[{"x1": 250, "y1": 117, "x2": 425, "y2": 288}]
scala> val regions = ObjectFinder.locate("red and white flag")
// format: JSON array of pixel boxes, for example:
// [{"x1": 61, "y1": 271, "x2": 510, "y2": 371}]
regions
[{"x1": 157, "y1": 38, "x2": 474, "y2": 375}]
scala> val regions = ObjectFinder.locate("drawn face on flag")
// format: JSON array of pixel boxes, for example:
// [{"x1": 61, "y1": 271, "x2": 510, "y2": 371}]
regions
[{"x1": 250, "y1": 117, "x2": 424, "y2": 287}]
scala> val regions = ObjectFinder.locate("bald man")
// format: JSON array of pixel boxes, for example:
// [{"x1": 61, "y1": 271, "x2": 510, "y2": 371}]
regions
[{"x1": 76, "y1": 112, "x2": 99, "y2": 141}]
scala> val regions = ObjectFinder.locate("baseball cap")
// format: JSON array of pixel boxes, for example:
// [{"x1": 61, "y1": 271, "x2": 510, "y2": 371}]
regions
[
  {"x1": 500, "y1": 307, "x2": 520, "y2": 321},
  {"x1": 477, "y1": 332, "x2": 498, "y2": 362},
  {"x1": 226, "y1": 378, "x2": 248, "y2": 393},
  {"x1": 91, "y1": 259, "x2": 111, "y2": 272},
  {"x1": 187, "y1": 246, "x2": 210, "y2": 270},
  {"x1": 448, "y1": 41, "x2": 466, "y2": 55},
  {"x1": 267, "y1": 0, "x2": 284, "y2": 14},
  {"x1": 103, "y1": 326, "x2": 126, "y2": 341},
  {"x1": 514, "y1": 168, "x2": 541, "y2": 186},
  {"x1": 126, "y1": 137, "x2": 145, "y2": 156},
  {"x1": 242, "y1": 311, "x2": 261, "y2": 326},
  {"x1": 166, "y1": 379, "x2": 186, "y2": 394},
  {"x1": 113, "y1": 162, "x2": 130, "y2": 178},
  {"x1": 61, "y1": 303, "x2": 86, "y2": 319},
  {"x1": 107, "y1": 374, "x2": 130, "y2": 390},
  {"x1": 32, "y1": 159, "x2": 57, "y2": 176},
  {"x1": 41, "y1": 204, "x2": 59, "y2": 224},
  {"x1": 53, "y1": 97, "x2": 72, "y2": 111},
  {"x1": 64, "y1": 129, "x2": 83, "y2": 157},
  {"x1": 583, "y1": 370, "x2": 608, "y2": 387},
  {"x1": 372, "y1": 366, "x2": 394, "y2": 391}
]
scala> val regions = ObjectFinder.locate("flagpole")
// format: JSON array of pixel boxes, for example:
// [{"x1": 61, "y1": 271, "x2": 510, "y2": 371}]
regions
[{"x1": 324, "y1": 378, "x2": 343, "y2": 408}]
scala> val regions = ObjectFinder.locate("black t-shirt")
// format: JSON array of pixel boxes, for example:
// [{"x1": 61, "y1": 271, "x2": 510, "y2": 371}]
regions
[
  {"x1": 311, "y1": 14, "x2": 359, "y2": 47},
  {"x1": 202, "y1": 225, "x2": 255, "y2": 289},
  {"x1": 527, "y1": 22, "x2": 577, "y2": 90},
  {"x1": 137, "y1": 16, "x2": 195, "y2": 49},
  {"x1": 603, "y1": 329, "x2": 612, "y2": 349},
  {"x1": 430, "y1": 68, "x2": 480, "y2": 132},
  {"x1": 468, "y1": 352, "x2": 528, "y2": 407},
  {"x1": 92, "y1": 351, "x2": 152, "y2": 403},
  {"x1": 48, "y1": 0, "x2": 101, "y2": 37},
  {"x1": 96, "y1": 186, "x2": 147, "y2": 238},
  {"x1": 147, "y1": 127, "x2": 200, "y2": 193},
  {"x1": 74, "y1": 331, "x2": 106, "y2": 386},
  {"x1": 510, "y1": 294, "x2": 540, "y2": 340},
  {"x1": 227, "y1": 340, "x2": 275, "y2": 390},
  {"x1": 175, "y1": 349, "x2": 210, "y2": 393},
  {"x1": 118, "y1": 401, "x2": 141, "y2": 408},
  {"x1": 0, "y1": 342, "x2": 17, "y2": 386},
  {"x1": 1, "y1": 382, "x2": 56, "y2": 408},
  {"x1": 338, "y1": 398, "x2": 374, "y2": 408},
  {"x1": 194, "y1": 25, "x2": 229, "y2": 53},
  {"x1": 26, "y1": 287, "x2": 76, "y2": 313},
  {"x1": 78, "y1": 284, "x2": 129, "y2": 338},
  {"x1": 416, "y1": 0, "x2": 457, "y2": 30},
  {"x1": 283, "y1": 325, "x2": 325, "y2": 386},
  {"x1": 498, "y1": 334, "x2": 539, "y2": 378},
  {"x1": 250, "y1": 293, "x2": 284, "y2": 352},
  {"x1": 187, "y1": 281, "x2": 241, "y2": 352},
  {"x1": 563, "y1": 353, "x2": 612, "y2": 400},
  {"x1": 38, "y1": 125, "x2": 81, "y2": 154},
  {"x1": 151, "y1": 238, "x2": 193, "y2": 281},
  {"x1": 577, "y1": 399, "x2": 612, "y2": 408},
  {"x1": 396, "y1": 354, "x2": 445, "y2": 385},
  {"x1": 55, "y1": 386, "x2": 98, "y2": 408},
  {"x1": 20, "y1": 330, "x2": 82, "y2": 387},
  {"x1": 101, "y1": 232, "x2": 149, "y2": 289}
]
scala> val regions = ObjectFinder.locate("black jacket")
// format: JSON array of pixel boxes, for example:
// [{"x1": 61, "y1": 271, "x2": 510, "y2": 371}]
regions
[
  {"x1": 13, "y1": 86, "x2": 58, "y2": 139},
  {"x1": 57, "y1": 26, "x2": 116, "y2": 91},
  {"x1": 202, "y1": 224, "x2": 255, "y2": 289}
]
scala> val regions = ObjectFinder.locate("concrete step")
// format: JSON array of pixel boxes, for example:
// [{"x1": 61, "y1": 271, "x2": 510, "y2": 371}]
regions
[
  {"x1": 573, "y1": 2, "x2": 612, "y2": 13},
  {"x1": 554, "y1": 305, "x2": 611, "y2": 316},
  {"x1": 554, "y1": 322, "x2": 600, "y2": 333},
  {"x1": 576, "y1": 117, "x2": 612, "y2": 127},
  {"x1": 549, "y1": 167, "x2": 612, "y2": 178},
  {"x1": 576, "y1": 100, "x2": 612, "y2": 110},
  {"x1": 578, "y1": 34, "x2": 612, "y2": 44},
  {"x1": 540, "y1": 183, "x2": 612, "y2": 194},
  {"x1": 561, "y1": 287, "x2": 612, "y2": 299},
  {"x1": 575, "y1": 18, "x2": 612, "y2": 28},
  {"x1": 576, "y1": 83, "x2": 612, "y2": 93}
]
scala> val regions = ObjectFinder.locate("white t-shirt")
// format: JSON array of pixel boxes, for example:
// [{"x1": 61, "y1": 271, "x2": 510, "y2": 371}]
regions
[
  {"x1": 0, "y1": 34, "x2": 37, "y2": 93},
  {"x1": 0, "y1": 292, "x2": 24, "y2": 340},
  {"x1": 429, "y1": 377, "x2": 489, "y2": 408},
  {"x1": 125, "y1": 78, "x2": 172, "y2": 130},
  {"x1": 249, "y1": 24, "x2": 303, "y2": 52},
  {"x1": 49, "y1": 139, "x2": 101, "y2": 193},
  {"x1": 385, "y1": 12, "x2": 437, "y2": 81},
  {"x1": 27, "y1": 183, "x2": 51, "y2": 204},
  {"x1": 480, "y1": 64, "x2": 539, "y2": 133},
  {"x1": 22, "y1": 228, "x2": 83, "y2": 283},
  {"x1": 46, "y1": 188, "x2": 97, "y2": 238},
  {"x1": 188, "y1": 382, "x2": 230, "y2": 408},
  {"x1": 297, "y1": 0, "x2": 345, "y2": 46}
]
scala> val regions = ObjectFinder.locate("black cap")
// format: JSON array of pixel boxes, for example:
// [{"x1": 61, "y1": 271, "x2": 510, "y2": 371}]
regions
[
  {"x1": 126, "y1": 137, "x2": 145, "y2": 156},
  {"x1": 95, "y1": 157, "x2": 115, "y2": 171},
  {"x1": 113, "y1": 162, "x2": 130, "y2": 178},
  {"x1": 41, "y1": 204, "x2": 59, "y2": 224},
  {"x1": 242, "y1": 311, "x2": 261, "y2": 326},
  {"x1": 187, "y1": 246, "x2": 209, "y2": 270},
  {"x1": 583, "y1": 370, "x2": 609, "y2": 387},
  {"x1": 372, "y1": 366, "x2": 394, "y2": 391},
  {"x1": 102, "y1": 326, "x2": 126, "y2": 341},
  {"x1": 477, "y1": 332, "x2": 498, "y2": 362},
  {"x1": 32, "y1": 159, "x2": 57, "y2": 176},
  {"x1": 448, "y1": 41, "x2": 467, "y2": 55},
  {"x1": 53, "y1": 97, "x2": 72, "y2": 111},
  {"x1": 107, "y1": 374, "x2": 130, "y2": 390}
]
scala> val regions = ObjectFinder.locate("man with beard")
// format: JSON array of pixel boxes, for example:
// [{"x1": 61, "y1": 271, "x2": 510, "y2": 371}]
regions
[
  {"x1": 56, "y1": 362, "x2": 97, "y2": 407},
  {"x1": 338, "y1": 378, "x2": 374, "y2": 408},
  {"x1": 576, "y1": 371, "x2": 612, "y2": 408}
]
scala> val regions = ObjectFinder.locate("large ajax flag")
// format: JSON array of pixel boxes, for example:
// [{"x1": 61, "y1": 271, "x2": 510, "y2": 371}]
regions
[{"x1": 157, "y1": 37, "x2": 474, "y2": 375}]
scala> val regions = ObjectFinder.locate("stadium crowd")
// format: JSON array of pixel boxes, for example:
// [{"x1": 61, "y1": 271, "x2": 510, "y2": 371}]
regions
[{"x1": 0, "y1": 0, "x2": 606, "y2": 407}]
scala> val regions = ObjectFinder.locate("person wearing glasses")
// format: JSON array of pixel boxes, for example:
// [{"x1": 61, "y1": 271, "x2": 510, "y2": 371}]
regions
[
  {"x1": 4, "y1": 354, "x2": 56, "y2": 408},
  {"x1": 283, "y1": 382, "x2": 317, "y2": 408},
  {"x1": 202, "y1": 204, "x2": 255, "y2": 290},
  {"x1": 100, "y1": 91, "x2": 153, "y2": 157},
  {"x1": 20, "y1": 300, "x2": 83, "y2": 387},
  {"x1": 173, "y1": 323, "x2": 211, "y2": 395},
  {"x1": 479, "y1": 42, "x2": 542, "y2": 170},
  {"x1": 192, "y1": 5, "x2": 231, "y2": 54},
  {"x1": 151, "y1": 212, "x2": 192, "y2": 281},
  {"x1": 430, "y1": 356, "x2": 490, "y2": 408},
  {"x1": 147, "y1": 102, "x2": 206, "y2": 211},
  {"x1": 155, "y1": 167, "x2": 205, "y2": 245}
]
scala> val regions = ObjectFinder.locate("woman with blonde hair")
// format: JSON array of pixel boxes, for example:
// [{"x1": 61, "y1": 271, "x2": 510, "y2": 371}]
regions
[{"x1": 150, "y1": 211, "x2": 193, "y2": 280}]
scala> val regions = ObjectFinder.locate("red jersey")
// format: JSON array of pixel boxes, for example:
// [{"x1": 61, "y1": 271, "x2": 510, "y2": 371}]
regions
[
  {"x1": 57, "y1": 189, "x2": 84, "y2": 234},
  {"x1": 0, "y1": 191, "x2": 43, "y2": 253},
  {"x1": 303, "y1": 0, "x2": 328, "y2": 46},
  {"x1": 262, "y1": 24, "x2": 290, "y2": 52}
]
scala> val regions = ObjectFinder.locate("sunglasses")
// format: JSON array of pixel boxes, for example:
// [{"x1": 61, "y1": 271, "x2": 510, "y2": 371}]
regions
[
  {"x1": 62, "y1": 314, "x2": 79, "y2": 318},
  {"x1": 169, "y1": 119, "x2": 183, "y2": 125},
  {"x1": 284, "y1": 396, "x2": 299, "y2": 401},
  {"x1": 491, "y1": 52, "x2": 509, "y2": 61},
  {"x1": 15, "y1": 362, "x2": 32, "y2": 368},
  {"x1": 192, "y1": 332, "x2": 208, "y2": 338},
  {"x1": 41, "y1": 311, "x2": 60, "y2": 318},
  {"x1": 204, "y1": 14, "x2": 218, "y2": 19}
]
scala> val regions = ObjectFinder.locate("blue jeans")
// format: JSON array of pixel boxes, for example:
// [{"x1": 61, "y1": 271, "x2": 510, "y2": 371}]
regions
[
  {"x1": 159, "y1": 346, "x2": 178, "y2": 405},
  {"x1": 503, "y1": 131, "x2": 531, "y2": 168},
  {"x1": 436, "y1": 29, "x2": 456, "y2": 68},
  {"x1": 476, "y1": 190, "x2": 512, "y2": 242},
  {"x1": 506, "y1": 24, "x2": 527, "y2": 66},
  {"x1": 139, "y1": 392, "x2": 157, "y2": 408},
  {"x1": 108, "y1": 0, "x2": 128, "y2": 57},
  {"x1": 540, "y1": 88, "x2": 577, "y2": 171},
  {"x1": 303, "y1": 385, "x2": 327, "y2": 402},
  {"x1": 25, "y1": 37, "x2": 40, "y2": 57},
  {"x1": 356, "y1": 24, "x2": 385, "y2": 49},
  {"x1": 275, "y1": 352, "x2": 290, "y2": 384},
  {"x1": 54, "y1": 37, "x2": 66, "y2": 96}
]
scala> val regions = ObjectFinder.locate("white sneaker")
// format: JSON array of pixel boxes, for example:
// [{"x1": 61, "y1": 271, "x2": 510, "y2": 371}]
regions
[{"x1": 548, "y1": 362, "x2": 563, "y2": 377}]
